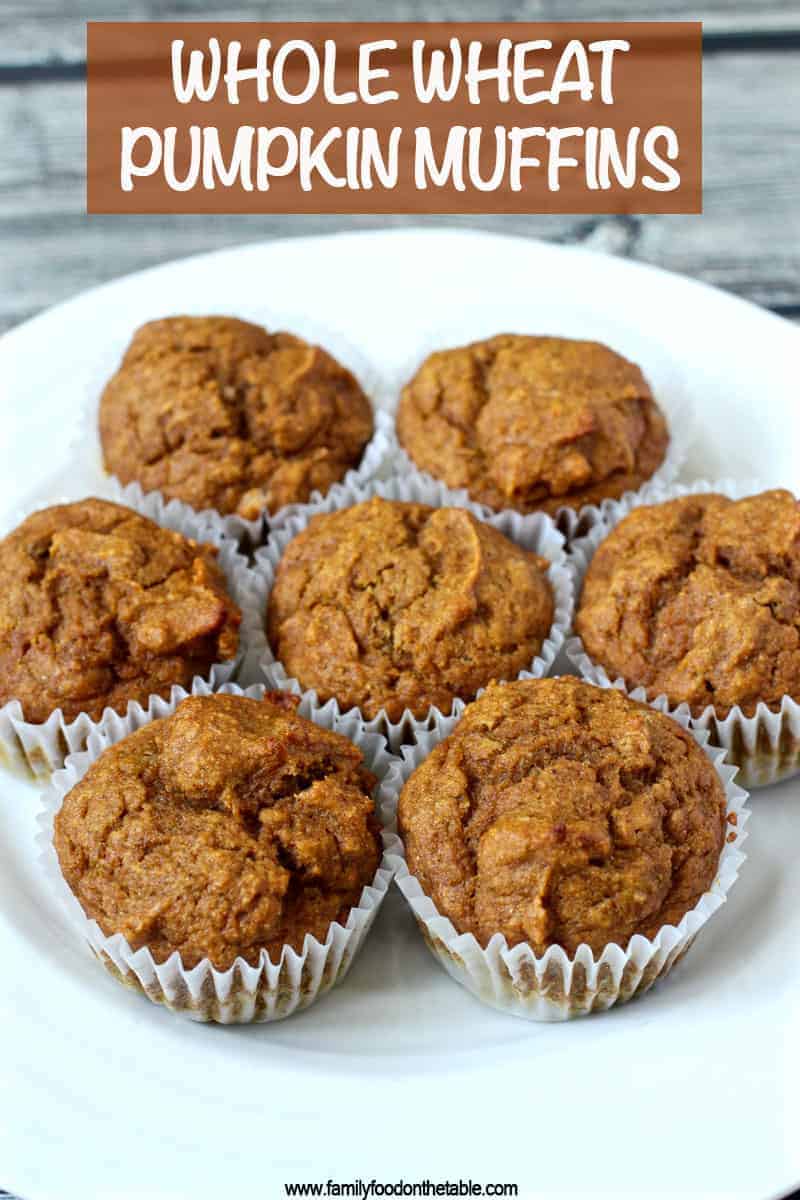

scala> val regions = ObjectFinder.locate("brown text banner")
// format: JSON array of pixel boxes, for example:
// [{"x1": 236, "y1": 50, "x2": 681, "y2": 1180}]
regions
[{"x1": 86, "y1": 22, "x2": 702, "y2": 214}]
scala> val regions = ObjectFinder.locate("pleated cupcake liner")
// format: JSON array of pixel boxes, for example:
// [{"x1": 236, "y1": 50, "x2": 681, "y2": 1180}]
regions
[
  {"x1": 383, "y1": 326, "x2": 690, "y2": 547},
  {"x1": 566, "y1": 475, "x2": 800, "y2": 789},
  {"x1": 36, "y1": 677, "x2": 400, "y2": 1024},
  {"x1": 74, "y1": 308, "x2": 395, "y2": 546},
  {"x1": 250, "y1": 473, "x2": 574, "y2": 753},
  {"x1": 0, "y1": 488, "x2": 264, "y2": 778},
  {"x1": 379, "y1": 686, "x2": 749, "y2": 1021}
]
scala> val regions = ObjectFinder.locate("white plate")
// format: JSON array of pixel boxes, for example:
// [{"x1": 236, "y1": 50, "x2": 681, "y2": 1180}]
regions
[{"x1": 1, "y1": 228, "x2": 799, "y2": 1200}]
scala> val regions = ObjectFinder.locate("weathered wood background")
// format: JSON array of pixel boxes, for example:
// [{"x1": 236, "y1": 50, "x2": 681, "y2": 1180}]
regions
[
  {"x1": 0, "y1": 6, "x2": 798, "y2": 1200},
  {"x1": 0, "y1": 2, "x2": 798, "y2": 330}
]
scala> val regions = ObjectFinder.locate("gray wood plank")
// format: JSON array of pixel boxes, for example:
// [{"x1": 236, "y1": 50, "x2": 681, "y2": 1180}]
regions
[
  {"x1": 0, "y1": 48, "x2": 798, "y2": 330},
  {"x1": 636, "y1": 47, "x2": 800, "y2": 308},
  {"x1": 1, "y1": 0, "x2": 799, "y2": 68}
]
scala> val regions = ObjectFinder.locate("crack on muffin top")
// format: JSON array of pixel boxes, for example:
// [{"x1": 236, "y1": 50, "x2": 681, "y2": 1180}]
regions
[
  {"x1": 53, "y1": 692, "x2": 382, "y2": 970},
  {"x1": 267, "y1": 496, "x2": 555, "y2": 722},
  {"x1": 396, "y1": 334, "x2": 669, "y2": 515},
  {"x1": 99, "y1": 316, "x2": 375, "y2": 519},
  {"x1": 0, "y1": 498, "x2": 241, "y2": 723},
  {"x1": 397, "y1": 677, "x2": 726, "y2": 956},
  {"x1": 576, "y1": 489, "x2": 800, "y2": 716}
]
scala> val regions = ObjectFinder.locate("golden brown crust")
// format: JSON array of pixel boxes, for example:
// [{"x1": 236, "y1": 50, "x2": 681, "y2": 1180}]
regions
[
  {"x1": 396, "y1": 334, "x2": 668, "y2": 515},
  {"x1": 54, "y1": 693, "x2": 382, "y2": 970},
  {"x1": 267, "y1": 497, "x2": 555, "y2": 722},
  {"x1": 397, "y1": 677, "x2": 726, "y2": 956},
  {"x1": 0, "y1": 499, "x2": 241, "y2": 724},
  {"x1": 576, "y1": 490, "x2": 800, "y2": 717},
  {"x1": 99, "y1": 316, "x2": 375, "y2": 519}
]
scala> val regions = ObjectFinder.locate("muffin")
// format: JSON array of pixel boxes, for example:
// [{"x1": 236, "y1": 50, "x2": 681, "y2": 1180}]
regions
[
  {"x1": 575, "y1": 489, "x2": 800, "y2": 718},
  {"x1": 53, "y1": 692, "x2": 383, "y2": 970},
  {"x1": 397, "y1": 677, "x2": 727, "y2": 957},
  {"x1": 0, "y1": 498, "x2": 241, "y2": 723},
  {"x1": 266, "y1": 496, "x2": 556, "y2": 722},
  {"x1": 396, "y1": 334, "x2": 668, "y2": 515},
  {"x1": 99, "y1": 316, "x2": 375, "y2": 519}
]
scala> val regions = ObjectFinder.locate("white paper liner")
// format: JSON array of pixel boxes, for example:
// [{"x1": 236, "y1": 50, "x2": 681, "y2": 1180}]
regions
[
  {"x1": 74, "y1": 308, "x2": 395, "y2": 545},
  {"x1": 566, "y1": 476, "x2": 800, "y2": 789},
  {"x1": 36, "y1": 677, "x2": 400, "y2": 1024},
  {"x1": 250, "y1": 474, "x2": 574, "y2": 753},
  {"x1": 383, "y1": 327, "x2": 689, "y2": 546},
  {"x1": 0, "y1": 488, "x2": 264, "y2": 778},
  {"x1": 381, "y1": 684, "x2": 749, "y2": 1021}
]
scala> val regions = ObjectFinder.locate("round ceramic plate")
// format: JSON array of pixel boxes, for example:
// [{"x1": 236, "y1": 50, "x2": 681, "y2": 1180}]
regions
[{"x1": 1, "y1": 229, "x2": 798, "y2": 1200}]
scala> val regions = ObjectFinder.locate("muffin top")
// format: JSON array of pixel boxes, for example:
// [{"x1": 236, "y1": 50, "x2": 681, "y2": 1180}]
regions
[
  {"x1": 0, "y1": 498, "x2": 240, "y2": 723},
  {"x1": 396, "y1": 334, "x2": 668, "y2": 515},
  {"x1": 54, "y1": 692, "x2": 382, "y2": 969},
  {"x1": 267, "y1": 496, "x2": 556, "y2": 722},
  {"x1": 576, "y1": 490, "x2": 800, "y2": 717},
  {"x1": 99, "y1": 316, "x2": 374, "y2": 519},
  {"x1": 397, "y1": 677, "x2": 726, "y2": 956}
]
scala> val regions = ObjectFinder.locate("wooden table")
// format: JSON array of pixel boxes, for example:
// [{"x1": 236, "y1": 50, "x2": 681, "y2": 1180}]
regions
[
  {"x1": 0, "y1": 7, "x2": 799, "y2": 1200},
  {"x1": 1, "y1": 0, "x2": 799, "y2": 334}
]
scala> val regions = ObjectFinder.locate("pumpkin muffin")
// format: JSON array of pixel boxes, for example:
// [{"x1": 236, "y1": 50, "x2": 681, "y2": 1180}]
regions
[
  {"x1": 575, "y1": 489, "x2": 800, "y2": 717},
  {"x1": 396, "y1": 334, "x2": 668, "y2": 515},
  {"x1": 0, "y1": 498, "x2": 241, "y2": 724},
  {"x1": 54, "y1": 692, "x2": 382, "y2": 970},
  {"x1": 397, "y1": 677, "x2": 726, "y2": 956},
  {"x1": 99, "y1": 316, "x2": 374, "y2": 519},
  {"x1": 267, "y1": 497, "x2": 556, "y2": 722}
]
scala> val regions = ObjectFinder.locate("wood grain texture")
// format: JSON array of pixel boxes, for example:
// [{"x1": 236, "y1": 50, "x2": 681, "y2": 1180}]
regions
[
  {"x1": 0, "y1": 3, "x2": 798, "y2": 333},
  {"x1": 1, "y1": 47, "x2": 798, "y2": 331},
  {"x1": 0, "y1": 18, "x2": 796, "y2": 1200},
  {"x1": 1, "y1": 0, "x2": 799, "y2": 68}
]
